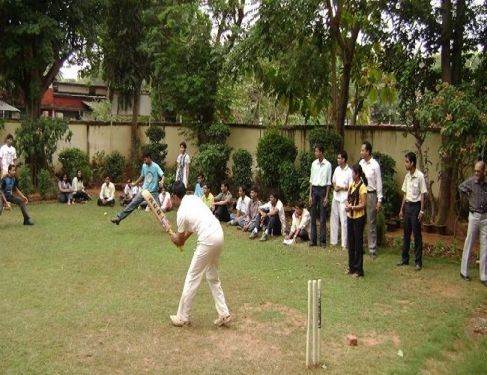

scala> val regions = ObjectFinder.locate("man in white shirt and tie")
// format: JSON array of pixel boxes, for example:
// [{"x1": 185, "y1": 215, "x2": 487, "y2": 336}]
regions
[
  {"x1": 359, "y1": 141, "x2": 383, "y2": 257},
  {"x1": 308, "y1": 143, "x2": 332, "y2": 247},
  {"x1": 331, "y1": 151, "x2": 353, "y2": 250}
]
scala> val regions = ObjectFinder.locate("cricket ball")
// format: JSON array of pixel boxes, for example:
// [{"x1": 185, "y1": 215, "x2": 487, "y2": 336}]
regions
[{"x1": 104, "y1": 212, "x2": 108, "y2": 216}]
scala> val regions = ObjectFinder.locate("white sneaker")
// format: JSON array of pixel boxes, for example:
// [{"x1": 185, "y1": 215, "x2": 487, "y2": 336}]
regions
[
  {"x1": 170, "y1": 315, "x2": 191, "y2": 327},
  {"x1": 145, "y1": 206, "x2": 150, "y2": 212},
  {"x1": 213, "y1": 314, "x2": 232, "y2": 327}
]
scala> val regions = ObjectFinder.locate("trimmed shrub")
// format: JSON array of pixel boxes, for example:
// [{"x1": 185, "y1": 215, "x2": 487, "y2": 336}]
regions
[
  {"x1": 58, "y1": 148, "x2": 92, "y2": 183},
  {"x1": 278, "y1": 161, "x2": 302, "y2": 204},
  {"x1": 308, "y1": 126, "x2": 343, "y2": 170},
  {"x1": 232, "y1": 149, "x2": 253, "y2": 189},
  {"x1": 18, "y1": 165, "x2": 33, "y2": 195},
  {"x1": 103, "y1": 151, "x2": 125, "y2": 182},
  {"x1": 141, "y1": 125, "x2": 168, "y2": 169},
  {"x1": 374, "y1": 152, "x2": 401, "y2": 219},
  {"x1": 38, "y1": 169, "x2": 55, "y2": 199},
  {"x1": 192, "y1": 144, "x2": 231, "y2": 192},
  {"x1": 91, "y1": 151, "x2": 106, "y2": 184},
  {"x1": 206, "y1": 123, "x2": 230, "y2": 144},
  {"x1": 256, "y1": 130, "x2": 297, "y2": 189}
]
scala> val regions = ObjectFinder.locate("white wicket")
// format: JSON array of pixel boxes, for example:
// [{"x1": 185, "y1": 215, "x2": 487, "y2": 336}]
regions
[{"x1": 306, "y1": 279, "x2": 321, "y2": 368}]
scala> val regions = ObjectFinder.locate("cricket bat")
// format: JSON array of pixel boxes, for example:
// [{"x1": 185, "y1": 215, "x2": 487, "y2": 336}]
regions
[{"x1": 141, "y1": 189, "x2": 183, "y2": 251}]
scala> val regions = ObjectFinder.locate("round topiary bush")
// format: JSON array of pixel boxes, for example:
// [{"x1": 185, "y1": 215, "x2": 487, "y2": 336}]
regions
[
  {"x1": 103, "y1": 151, "x2": 125, "y2": 183},
  {"x1": 232, "y1": 149, "x2": 253, "y2": 189},
  {"x1": 58, "y1": 147, "x2": 92, "y2": 183},
  {"x1": 308, "y1": 126, "x2": 343, "y2": 170},
  {"x1": 256, "y1": 129, "x2": 297, "y2": 189}
]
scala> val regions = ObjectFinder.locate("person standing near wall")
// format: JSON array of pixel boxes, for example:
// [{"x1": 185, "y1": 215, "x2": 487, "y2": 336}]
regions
[
  {"x1": 459, "y1": 160, "x2": 487, "y2": 286},
  {"x1": 176, "y1": 141, "x2": 190, "y2": 188},
  {"x1": 397, "y1": 152, "x2": 427, "y2": 271},
  {"x1": 0, "y1": 134, "x2": 17, "y2": 178},
  {"x1": 359, "y1": 141, "x2": 383, "y2": 258},
  {"x1": 308, "y1": 144, "x2": 332, "y2": 247}
]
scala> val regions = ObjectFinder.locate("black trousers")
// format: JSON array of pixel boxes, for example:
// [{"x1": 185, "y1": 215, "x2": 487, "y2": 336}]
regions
[
  {"x1": 73, "y1": 191, "x2": 90, "y2": 202},
  {"x1": 214, "y1": 205, "x2": 230, "y2": 222},
  {"x1": 97, "y1": 198, "x2": 115, "y2": 207},
  {"x1": 310, "y1": 186, "x2": 327, "y2": 245},
  {"x1": 348, "y1": 215, "x2": 365, "y2": 276},
  {"x1": 262, "y1": 213, "x2": 282, "y2": 235},
  {"x1": 402, "y1": 202, "x2": 423, "y2": 266},
  {"x1": 5, "y1": 194, "x2": 30, "y2": 222}
]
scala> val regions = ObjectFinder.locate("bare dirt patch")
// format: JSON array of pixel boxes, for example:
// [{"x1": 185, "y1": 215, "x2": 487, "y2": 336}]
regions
[{"x1": 468, "y1": 302, "x2": 487, "y2": 337}]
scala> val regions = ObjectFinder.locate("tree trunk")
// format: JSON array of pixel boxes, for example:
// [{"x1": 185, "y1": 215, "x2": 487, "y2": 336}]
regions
[
  {"x1": 330, "y1": 41, "x2": 338, "y2": 128},
  {"x1": 440, "y1": 0, "x2": 453, "y2": 83},
  {"x1": 336, "y1": 56, "x2": 352, "y2": 136},
  {"x1": 131, "y1": 90, "x2": 141, "y2": 160},
  {"x1": 451, "y1": 0, "x2": 466, "y2": 85}
]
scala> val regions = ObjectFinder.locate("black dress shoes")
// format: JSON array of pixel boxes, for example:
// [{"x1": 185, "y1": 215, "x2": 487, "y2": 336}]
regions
[
  {"x1": 396, "y1": 261, "x2": 409, "y2": 266},
  {"x1": 460, "y1": 273, "x2": 471, "y2": 281}
]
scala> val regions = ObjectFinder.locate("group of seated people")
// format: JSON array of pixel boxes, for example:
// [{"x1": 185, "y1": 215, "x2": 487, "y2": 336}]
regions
[
  {"x1": 57, "y1": 170, "x2": 92, "y2": 205},
  {"x1": 194, "y1": 175, "x2": 310, "y2": 243},
  {"x1": 119, "y1": 178, "x2": 172, "y2": 212}
]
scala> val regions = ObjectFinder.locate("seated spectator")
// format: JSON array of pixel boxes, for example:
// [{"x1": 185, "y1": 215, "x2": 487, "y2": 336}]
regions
[
  {"x1": 98, "y1": 176, "x2": 115, "y2": 207},
  {"x1": 212, "y1": 182, "x2": 233, "y2": 222},
  {"x1": 254, "y1": 191, "x2": 286, "y2": 241},
  {"x1": 194, "y1": 174, "x2": 204, "y2": 198},
  {"x1": 58, "y1": 173, "x2": 74, "y2": 205},
  {"x1": 158, "y1": 185, "x2": 172, "y2": 212},
  {"x1": 230, "y1": 186, "x2": 251, "y2": 227},
  {"x1": 72, "y1": 169, "x2": 91, "y2": 203},
  {"x1": 284, "y1": 201, "x2": 311, "y2": 244},
  {"x1": 201, "y1": 183, "x2": 214, "y2": 208},
  {"x1": 243, "y1": 186, "x2": 262, "y2": 235},
  {"x1": 120, "y1": 178, "x2": 134, "y2": 206}
]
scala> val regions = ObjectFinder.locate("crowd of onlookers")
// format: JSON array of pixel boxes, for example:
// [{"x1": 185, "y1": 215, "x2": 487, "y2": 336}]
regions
[{"x1": 1, "y1": 133, "x2": 486, "y2": 286}]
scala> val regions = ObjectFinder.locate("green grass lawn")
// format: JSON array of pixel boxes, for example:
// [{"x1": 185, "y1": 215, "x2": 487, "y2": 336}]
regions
[{"x1": 1, "y1": 201, "x2": 486, "y2": 374}]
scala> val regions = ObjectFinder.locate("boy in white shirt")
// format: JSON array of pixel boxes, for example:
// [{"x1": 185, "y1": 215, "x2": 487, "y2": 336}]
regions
[
  {"x1": 120, "y1": 178, "x2": 133, "y2": 206},
  {"x1": 98, "y1": 176, "x2": 115, "y2": 207},
  {"x1": 229, "y1": 186, "x2": 251, "y2": 227},
  {"x1": 257, "y1": 191, "x2": 286, "y2": 241},
  {"x1": 158, "y1": 185, "x2": 172, "y2": 212},
  {"x1": 0, "y1": 134, "x2": 17, "y2": 177},
  {"x1": 331, "y1": 151, "x2": 353, "y2": 250}
]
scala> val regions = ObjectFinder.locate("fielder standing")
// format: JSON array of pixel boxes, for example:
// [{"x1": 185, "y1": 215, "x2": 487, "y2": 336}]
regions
[{"x1": 168, "y1": 181, "x2": 231, "y2": 327}]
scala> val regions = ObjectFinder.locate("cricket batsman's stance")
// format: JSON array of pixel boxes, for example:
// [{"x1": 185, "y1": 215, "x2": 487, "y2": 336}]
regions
[{"x1": 168, "y1": 181, "x2": 231, "y2": 327}]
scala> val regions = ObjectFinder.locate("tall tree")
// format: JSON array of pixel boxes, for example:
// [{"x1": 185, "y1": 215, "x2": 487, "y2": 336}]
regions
[
  {"x1": 102, "y1": 0, "x2": 151, "y2": 160},
  {"x1": 0, "y1": 0, "x2": 103, "y2": 119}
]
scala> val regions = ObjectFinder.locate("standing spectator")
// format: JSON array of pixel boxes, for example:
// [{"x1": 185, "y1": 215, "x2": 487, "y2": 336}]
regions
[
  {"x1": 284, "y1": 201, "x2": 311, "y2": 244},
  {"x1": 397, "y1": 152, "x2": 428, "y2": 271},
  {"x1": 120, "y1": 178, "x2": 134, "y2": 206},
  {"x1": 230, "y1": 186, "x2": 251, "y2": 227},
  {"x1": 308, "y1": 143, "x2": 332, "y2": 247},
  {"x1": 194, "y1": 174, "x2": 204, "y2": 198},
  {"x1": 345, "y1": 164, "x2": 368, "y2": 278},
  {"x1": 111, "y1": 152, "x2": 164, "y2": 225},
  {"x1": 213, "y1": 182, "x2": 233, "y2": 222},
  {"x1": 331, "y1": 151, "x2": 352, "y2": 250},
  {"x1": 58, "y1": 173, "x2": 74, "y2": 205},
  {"x1": 245, "y1": 186, "x2": 262, "y2": 236},
  {"x1": 359, "y1": 141, "x2": 383, "y2": 258},
  {"x1": 176, "y1": 141, "x2": 190, "y2": 188},
  {"x1": 158, "y1": 185, "x2": 172, "y2": 212},
  {"x1": 0, "y1": 164, "x2": 33, "y2": 225},
  {"x1": 258, "y1": 191, "x2": 286, "y2": 241},
  {"x1": 201, "y1": 183, "x2": 214, "y2": 208},
  {"x1": 0, "y1": 134, "x2": 17, "y2": 177},
  {"x1": 459, "y1": 160, "x2": 487, "y2": 286},
  {"x1": 72, "y1": 170, "x2": 91, "y2": 203},
  {"x1": 98, "y1": 176, "x2": 115, "y2": 207}
]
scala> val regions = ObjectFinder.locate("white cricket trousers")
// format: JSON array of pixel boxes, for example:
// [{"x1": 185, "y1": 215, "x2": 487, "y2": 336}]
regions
[
  {"x1": 330, "y1": 199, "x2": 348, "y2": 248},
  {"x1": 460, "y1": 212, "x2": 487, "y2": 281},
  {"x1": 177, "y1": 234, "x2": 230, "y2": 321}
]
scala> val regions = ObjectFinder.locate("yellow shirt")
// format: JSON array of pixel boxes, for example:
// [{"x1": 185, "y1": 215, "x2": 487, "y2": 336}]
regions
[
  {"x1": 201, "y1": 193, "x2": 214, "y2": 208},
  {"x1": 347, "y1": 181, "x2": 367, "y2": 219}
]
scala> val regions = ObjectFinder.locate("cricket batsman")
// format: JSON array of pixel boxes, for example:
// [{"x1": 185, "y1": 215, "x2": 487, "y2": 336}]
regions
[{"x1": 168, "y1": 181, "x2": 231, "y2": 327}]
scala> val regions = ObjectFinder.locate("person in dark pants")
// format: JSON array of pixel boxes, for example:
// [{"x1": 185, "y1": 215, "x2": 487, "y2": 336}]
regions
[
  {"x1": 0, "y1": 164, "x2": 33, "y2": 225},
  {"x1": 258, "y1": 191, "x2": 286, "y2": 241},
  {"x1": 212, "y1": 182, "x2": 233, "y2": 222},
  {"x1": 397, "y1": 152, "x2": 428, "y2": 271},
  {"x1": 308, "y1": 144, "x2": 332, "y2": 247},
  {"x1": 345, "y1": 164, "x2": 368, "y2": 277}
]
